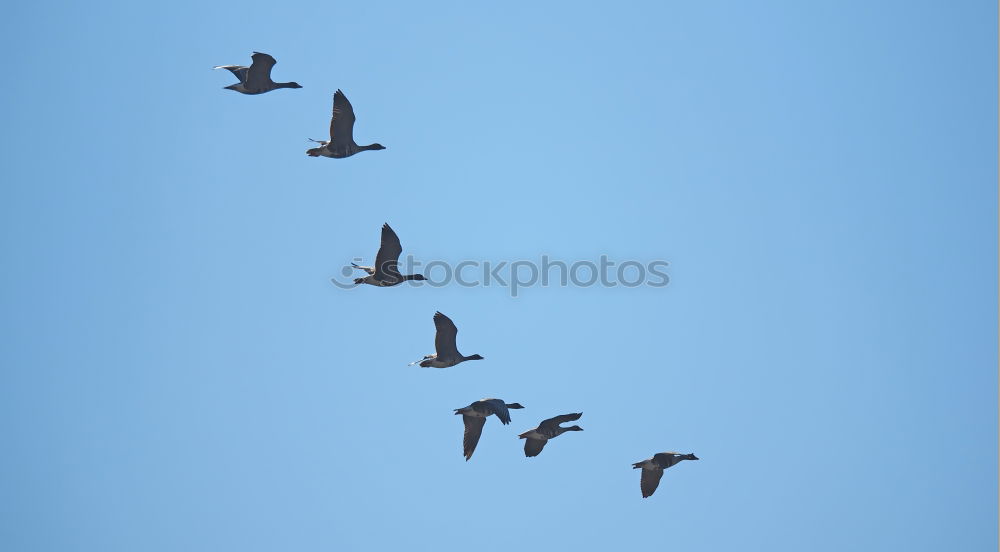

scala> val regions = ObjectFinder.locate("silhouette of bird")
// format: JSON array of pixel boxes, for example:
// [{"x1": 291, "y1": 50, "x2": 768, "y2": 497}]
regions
[
  {"x1": 518, "y1": 413, "x2": 583, "y2": 457},
  {"x1": 306, "y1": 89, "x2": 385, "y2": 158},
  {"x1": 214, "y1": 52, "x2": 301, "y2": 94},
  {"x1": 631, "y1": 452, "x2": 699, "y2": 498},
  {"x1": 348, "y1": 223, "x2": 426, "y2": 287},
  {"x1": 454, "y1": 399, "x2": 525, "y2": 460},
  {"x1": 409, "y1": 312, "x2": 484, "y2": 368}
]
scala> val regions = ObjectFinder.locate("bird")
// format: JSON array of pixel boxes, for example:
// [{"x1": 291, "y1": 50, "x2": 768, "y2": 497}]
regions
[
  {"x1": 306, "y1": 89, "x2": 386, "y2": 158},
  {"x1": 348, "y1": 223, "x2": 426, "y2": 287},
  {"x1": 631, "y1": 452, "x2": 699, "y2": 498},
  {"x1": 518, "y1": 413, "x2": 583, "y2": 457},
  {"x1": 409, "y1": 312, "x2": 484, "y2": 368},
  {"x1": 213, "y1": 52, "x2": 302, "y2": 94},
  {"x1": 454, "y1": 399, "x2": 525, "y2": 461}
]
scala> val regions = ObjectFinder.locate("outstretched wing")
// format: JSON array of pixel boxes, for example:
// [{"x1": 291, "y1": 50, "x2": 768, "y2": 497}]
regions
[
  {"x1": 373, "y1": 223, "x2": 403, "y2": 280},
  {"x1": 640, "y1": 467, "x2": 665, "y2": 498},
  {"x1": 213, "y1": 65, "x2": 249, "y2": 83},
  {"x1": 245, "y1": 51, "x2": 276, "y2": 89},
  {"x1": 539, "y1": 412, "x2": 583, "y2": 432},
  {"x1": 462, "y1": 415, "x2": 487, "y2": 461},
  {"x1": 524, "y1": 438, "x2": 547, "y2": 457},
  {"x1": 329, "y1": 89, "x2": 357, "y2": 147},
  {"x1": 483, "y1": 399, "x2": 512, "y2": 424},
  {"x1": 433, "y1": 312, "x2": 460, "y2": 359}
]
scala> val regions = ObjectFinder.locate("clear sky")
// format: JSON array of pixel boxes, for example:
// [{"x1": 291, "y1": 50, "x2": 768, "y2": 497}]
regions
[{"x1": 1, "y1": 1, "x2": 996, "y2": 551}]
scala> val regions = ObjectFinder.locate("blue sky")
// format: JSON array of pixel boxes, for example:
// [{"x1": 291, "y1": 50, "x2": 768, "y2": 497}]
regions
[{"x1": 1, "y1": 1, "x2": 996, "y2": 550}]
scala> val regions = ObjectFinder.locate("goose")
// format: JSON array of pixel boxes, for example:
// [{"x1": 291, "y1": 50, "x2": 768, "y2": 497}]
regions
[
  {"x1": 632, "y1": 452, "x2": 699, "y2": 498},
  {"x1": 409, "y1": 312, "x2": 484, "y2": 368},
  {"x1": 518, "y1": 413, "x2": 583, "y2": 457},
  {"x1": 214, "y1": 52, "x2": 302, "y2": 94},
  {"x1": 454, "y1": 399, "x2": 525, "y2": 461},
  {"x1": 306, "y1": 89, "x2": 386, "y2": 158},
  {"x1": 349, "y1": 223, "x2": 426, "y2": 287}
]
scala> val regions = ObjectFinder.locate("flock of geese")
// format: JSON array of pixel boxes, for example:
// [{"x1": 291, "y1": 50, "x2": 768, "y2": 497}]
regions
[{"x1": 215, "y1": 52, "x2": 699, "y2": 499}]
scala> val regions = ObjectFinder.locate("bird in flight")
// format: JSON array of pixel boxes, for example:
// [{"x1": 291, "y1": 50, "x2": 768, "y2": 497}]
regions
[
  {"x1": 454, "y1": 398, "x2": 525, "y2": 461},
  {"x1": 214, "y1": 52, "x2": 302, "y2": 94},
  {"x1": 348, "y1": 223, "x2": 426, "y2": 287},
  {"x1": 631, "y1": 452, "x2": 699, "y2": 498},
  {"x1": 306, "y1": 89, "x2": 385, "y2": 158},
  {"x1": 409, "y1": 312, "x2": 484, "y2": 368},
  {"x1": 518, "y1": 413, "x2": 583, "y2": 457}
]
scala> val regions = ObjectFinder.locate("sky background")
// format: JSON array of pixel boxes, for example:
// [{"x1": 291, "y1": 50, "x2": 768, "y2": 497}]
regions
[{"x1": 1, "y1": 1, "x2": 997, "y2": 551}]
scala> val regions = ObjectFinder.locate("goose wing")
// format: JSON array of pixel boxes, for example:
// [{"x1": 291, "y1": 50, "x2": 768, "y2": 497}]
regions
[
  {"x1": 214, "y1": 65, "x2": 249, "y2": 83},
  {"x1": 432, "y1": 312, "x2": 460, "y2": 359},
  {"x1": 640, "y1": 467, "x2": 665, "y2": 498},
  {"x1": 482, "y1": 398, "x2": 512, "y2": 424},
  {"x1": 372, "y1": 223, "x2": 403, "y2": 280},
  {"x1": 538, "y1": 412, "x2": 582, "y2": 432},
  {"x1": 461, "y1": 415, "x2": 487, "y2": 461},
  {"x1": 245, "y1": 52, "x2": 277, "y2": 89},
  {"x1": 523, "y1": 438, "x2": 547, "y2": 457},
  {"x1": 329, "y1": 89, "x2": 357, "y2": 147}
]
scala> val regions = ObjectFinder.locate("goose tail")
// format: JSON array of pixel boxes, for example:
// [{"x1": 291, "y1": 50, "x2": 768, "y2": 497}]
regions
[{"x1": 408, "y1": 354, "x2": 435, "y2": 367}]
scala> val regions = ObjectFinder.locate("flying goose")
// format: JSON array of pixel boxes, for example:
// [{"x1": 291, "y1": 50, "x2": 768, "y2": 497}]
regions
[
  {"x1": 454, "y1": 398, "x2": 525, "y2": 461},
  {"x1": 348, "y1": 223, "x2": 426, "y2": 287},
  {"x1": 518, "y1": 413, "x2": 583, "y2": 457},
  {"x1": 306, "y1": 89, "x2": 386, "y2": 158},
  {"x1": 409, "y1": 312, "x2": 484, "y2": 368},
  {"x1": 632, "y1": 452, "x2": 699, "y2": 498},
  {"x1": 214, "y1": 52, "x2": 302, "y2": 94}
]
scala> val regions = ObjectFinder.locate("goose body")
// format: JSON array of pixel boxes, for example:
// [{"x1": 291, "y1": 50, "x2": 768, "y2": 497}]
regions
[
  {"x1": 348, "y1": 223, "x2": 425, "y2": 287},
  {"x1": 411, "y1": 312, "x2": 484, "y2": 368},
  {"x1": 518, "y1": 413, "x2": 583, "y2": 457},
  {"x1": 306, "y1": 89, "x2": 385, "y2": 158},
  {"x1": 214, "y1": 52, "x2": 301, "y2": 95},
  {"x1": 454, "y1": 398, "x2": 525, "y2": 460},
  {"x1": 632, "y1": 452, "x2": 699, "y2": 498}
]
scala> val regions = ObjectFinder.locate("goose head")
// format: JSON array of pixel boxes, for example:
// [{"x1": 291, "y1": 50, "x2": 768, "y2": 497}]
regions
[
  {"x1": 465, "y1": 354, "x2": 484, "y2": 361},
  {"x1": 566, "y1": 425, "x2": 584, "y2": 431},
  {"x1": 507, "y1": 403, "x2": 525, "y2": 409}
]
